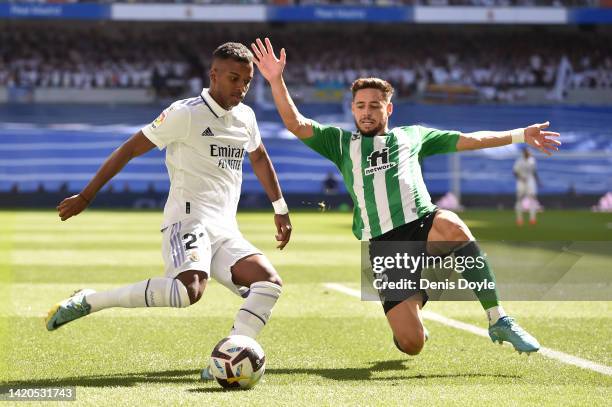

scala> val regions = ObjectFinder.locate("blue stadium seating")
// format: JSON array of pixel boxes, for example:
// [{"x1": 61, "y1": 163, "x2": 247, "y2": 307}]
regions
[{"x1": 1, "y1": 103, "x2": 610, "y2": 195}]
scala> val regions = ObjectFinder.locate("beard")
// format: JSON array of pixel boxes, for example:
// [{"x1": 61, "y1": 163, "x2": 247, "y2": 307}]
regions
[{"x1": 354, "y1": 119, "x2": 385, "y2": 137}]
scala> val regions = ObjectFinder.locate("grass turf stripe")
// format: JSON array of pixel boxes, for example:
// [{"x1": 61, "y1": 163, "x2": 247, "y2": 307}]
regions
[{"x1": 323, "y1": 283, "x2": 612, "y2": 377}]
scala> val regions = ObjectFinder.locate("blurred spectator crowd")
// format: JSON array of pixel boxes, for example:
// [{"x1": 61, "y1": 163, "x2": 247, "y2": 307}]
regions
[{"x1": 1, "y1": 23, "x2": 611, "y2": 98}]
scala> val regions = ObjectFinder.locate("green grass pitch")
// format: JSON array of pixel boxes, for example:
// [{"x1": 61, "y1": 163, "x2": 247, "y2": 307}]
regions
[{"x1": 0, "y1": 209, "x2": 610, "y2": 406}]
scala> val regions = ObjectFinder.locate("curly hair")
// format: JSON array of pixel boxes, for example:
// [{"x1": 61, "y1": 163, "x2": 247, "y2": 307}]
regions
[
  {"x1": 212, "y1": 42, "x2": 253, "y2": 64},
  {"x1": 351, "y1": 78, "x2": 394, "y2": 102}
]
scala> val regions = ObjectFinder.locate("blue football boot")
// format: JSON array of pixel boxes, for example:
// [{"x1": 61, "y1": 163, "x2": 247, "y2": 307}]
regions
[
  {"x1": 46, "y1": 289, "x2": 95, "y2": 331},
  {"x1": 489, "y1": 316, "x2": 540, "y2": 354}
]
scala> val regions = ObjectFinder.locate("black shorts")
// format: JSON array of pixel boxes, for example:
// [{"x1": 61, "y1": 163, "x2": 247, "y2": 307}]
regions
[{"x1": 369, "y1": 210, "x2": 438, "y2": 314}]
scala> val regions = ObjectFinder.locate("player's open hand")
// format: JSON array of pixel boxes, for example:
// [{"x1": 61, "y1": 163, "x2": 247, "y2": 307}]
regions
[
  {"x1": 524, "y1": 121, "x2": 561, "y2": 156},
  {"x1": 274, "y1": 213, "x2": 292, "y2": 250},
  {"x1": 251, "y1": 38, "x2": 286, "y2": 83},
  {"x1": 57, "y1": 194, "x2": 90, "y2": 221}
]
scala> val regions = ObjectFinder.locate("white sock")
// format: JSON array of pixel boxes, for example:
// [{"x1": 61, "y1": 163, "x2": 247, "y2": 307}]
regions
[
  {"x1": 515, "y1": 201, "x2": 523, "y2": 222},
  {"x1": 230, "y1": 281, "x2": 282, "y2": 338},
  {"x1": 85, "y1": 277, "x2": 190, "y2": 313},
  {"x1": 486, "y1": 305, "x2": 507, "y2": 326},
  {"x1": 529, "y1": 198, "x2": 537, "y2": 221}
]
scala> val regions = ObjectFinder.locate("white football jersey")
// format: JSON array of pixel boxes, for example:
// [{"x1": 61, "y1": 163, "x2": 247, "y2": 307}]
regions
[
  {"x1": 513, "y1": 155, "x2": 537, "y2": 182},
  {"x1": 142, "y1": 88, "x2": 261, "y2": 229}
]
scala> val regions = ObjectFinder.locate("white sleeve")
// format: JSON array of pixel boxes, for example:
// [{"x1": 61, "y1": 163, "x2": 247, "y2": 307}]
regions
[
  {"x1": 141, "y1": 104, "x2": 191, "y2": 150},
  {"x1": 245, "y1": 108, "x2": 262, "y2": 153}
]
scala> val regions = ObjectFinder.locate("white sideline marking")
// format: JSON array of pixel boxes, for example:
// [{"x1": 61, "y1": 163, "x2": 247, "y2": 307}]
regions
[{"x1": 323, "y1": 283, "x2": 612, "y2": 376}]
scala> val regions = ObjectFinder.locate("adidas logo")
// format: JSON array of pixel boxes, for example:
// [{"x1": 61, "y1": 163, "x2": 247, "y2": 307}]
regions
[{"x1": 201, "y1": 127, "x2": 214, "y2": 137}]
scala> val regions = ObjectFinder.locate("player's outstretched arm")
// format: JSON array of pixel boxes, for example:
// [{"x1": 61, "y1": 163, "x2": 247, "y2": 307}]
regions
[
  {"x1": 249, "y1": 144, "x2": 292, "y2": 250},
  {"x1": 251, "y1": 38, "x2": 313, "y2": 139},
  {"x1": 57, "y1": 131, "x2": 156, "y2": 221},
  {"x1": 457, "y1": 121, "x2": 561, "y2": 156}
]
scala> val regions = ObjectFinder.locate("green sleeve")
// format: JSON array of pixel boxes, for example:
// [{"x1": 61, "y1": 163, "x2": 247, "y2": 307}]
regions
[
  {"x1": 416, "y1": 126, "x2": 461, "y2": 158},
  {"x1": 301, "y1": 121, "x2": 343, "y2": 166}
]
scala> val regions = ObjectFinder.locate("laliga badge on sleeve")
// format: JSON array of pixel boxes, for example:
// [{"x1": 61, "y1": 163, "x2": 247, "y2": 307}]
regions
[
  {"x1": 152, "y1": 106, "x2": 175, "y2": 129},
  {"x1": 151, "y1": 111, "x2": 167, "y2": 129}
]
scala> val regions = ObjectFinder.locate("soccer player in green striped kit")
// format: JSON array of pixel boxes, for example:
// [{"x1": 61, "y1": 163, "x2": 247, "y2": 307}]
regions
[{"x1": 252, "y1": 38, "x2": 561, "y2": 356}]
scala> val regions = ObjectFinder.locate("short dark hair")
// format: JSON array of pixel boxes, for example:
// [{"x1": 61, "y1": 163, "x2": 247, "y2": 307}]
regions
[
  {"x1": 212, "y1": 42, "x2": 253, "y2": 64},
  {"x1": 351, "y1": 77, "x2": 394, "y2": 102}
]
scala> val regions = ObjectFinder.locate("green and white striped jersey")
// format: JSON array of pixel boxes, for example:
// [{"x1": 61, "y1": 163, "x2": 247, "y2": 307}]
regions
[{"x1": 303, "y1": 122, "x2": 460, "y2": 240}]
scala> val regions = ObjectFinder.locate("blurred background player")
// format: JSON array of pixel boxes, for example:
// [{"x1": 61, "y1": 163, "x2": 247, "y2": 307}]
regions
[
  {"x1": 514, "y1": 147, "x2": 540, "y2": 226},
  {"x1": 45, "y1": 44, "x2": 292, "y2": 377}
]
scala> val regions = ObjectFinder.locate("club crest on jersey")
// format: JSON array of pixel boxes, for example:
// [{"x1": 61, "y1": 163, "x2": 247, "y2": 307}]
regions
[
  {"x1": 364, "y1": 147, "x2": 396, "y2": 175},
  {"x1": 189, "y1": 252, "x2": 200, "y2": 262}
]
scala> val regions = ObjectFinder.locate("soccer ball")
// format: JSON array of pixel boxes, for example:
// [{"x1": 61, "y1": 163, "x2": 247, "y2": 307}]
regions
[{"x1": 209, "y1": 335, "x2": 266, "y2": 389}]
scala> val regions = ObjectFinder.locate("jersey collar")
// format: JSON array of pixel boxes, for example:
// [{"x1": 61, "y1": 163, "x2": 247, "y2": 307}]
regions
[{"x1": 200, "y1": 88, "x2": 230, "y2": 118}]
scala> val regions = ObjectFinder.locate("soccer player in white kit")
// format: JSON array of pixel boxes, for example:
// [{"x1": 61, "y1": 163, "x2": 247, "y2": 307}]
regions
[
  {"x1": 513, "y1": 147, "x2": 539, "y2": 226},
  {"x1": 46, "y1": 44, "x2": 292, "y2": 370}
]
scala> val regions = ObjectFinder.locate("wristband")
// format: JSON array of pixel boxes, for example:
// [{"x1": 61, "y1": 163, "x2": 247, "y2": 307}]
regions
[
  {"x1": 511, "y1": 128, "x2": 525, "y2": 144},
  {"x1": 272, "y1": 198, "x2": 289, "y2": 215}
]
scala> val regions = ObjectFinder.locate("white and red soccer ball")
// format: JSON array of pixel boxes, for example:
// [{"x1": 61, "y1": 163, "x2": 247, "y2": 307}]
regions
[{"x1": 209, "y1": 335, "x2": 266, "y2": 389}]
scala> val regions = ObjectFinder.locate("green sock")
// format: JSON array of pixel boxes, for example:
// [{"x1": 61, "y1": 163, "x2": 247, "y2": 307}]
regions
[{"x1": 454, "y1": 241, "x2": 499, "y2": 310}]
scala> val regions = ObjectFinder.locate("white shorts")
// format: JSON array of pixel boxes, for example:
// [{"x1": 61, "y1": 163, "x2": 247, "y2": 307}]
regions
[
  {"x1": 161, "y1": 218, "x2": 261, "y2": 297},
  {"x1": 517, "y1": 179, "x2": 537, "y2": 197}
]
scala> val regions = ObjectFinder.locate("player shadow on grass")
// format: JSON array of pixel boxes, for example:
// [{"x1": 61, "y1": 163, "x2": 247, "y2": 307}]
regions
[
  {"x1": 188, "y1": 359, "x2": 520, "y2": 393},
  {"x1": 264, "y1": 359, "x2": 520, "y2": 382},
  {"x1": 3, "y1": 361, "x2": 519, "y2": 391},
  {"x1": 0, "y1": 369, "x2": 202, "y2": 389}
]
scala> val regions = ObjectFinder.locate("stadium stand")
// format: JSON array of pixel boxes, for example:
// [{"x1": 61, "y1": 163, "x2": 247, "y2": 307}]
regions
[
  {"x1": 1, "y1": 103, "x2": 610, "y2": 199},
  {"x1": 0, "y1": 20, "x2": 610, "y2": 208},
  {"x1": 1, "y1": 23, "x2": 611, "y2": 100}
]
